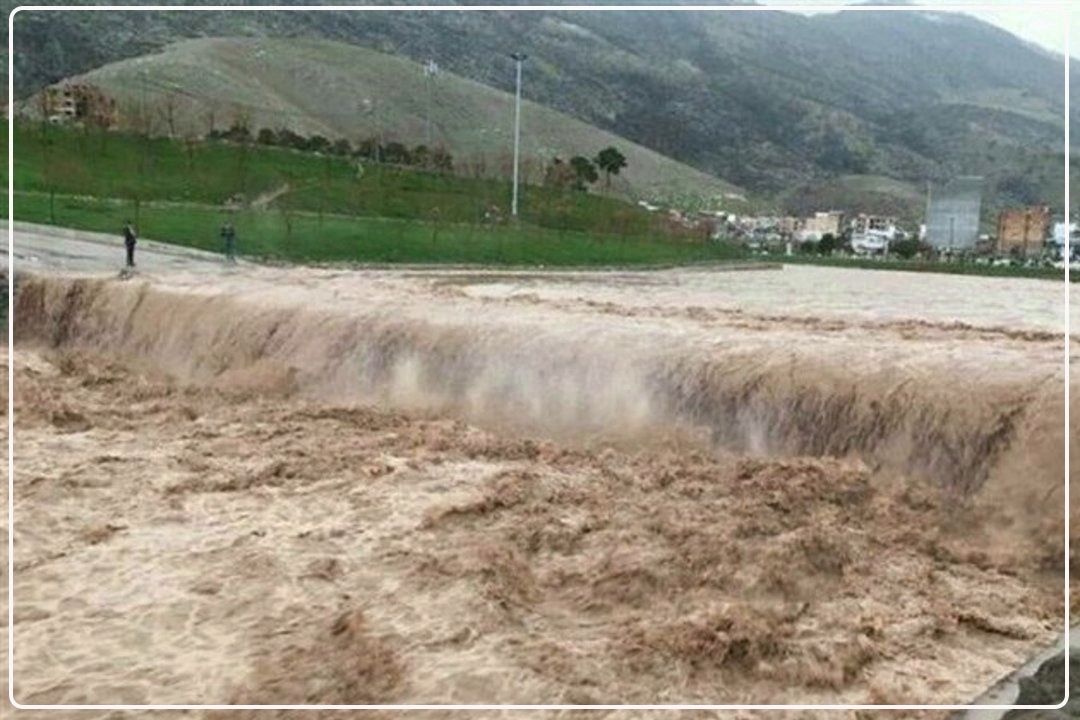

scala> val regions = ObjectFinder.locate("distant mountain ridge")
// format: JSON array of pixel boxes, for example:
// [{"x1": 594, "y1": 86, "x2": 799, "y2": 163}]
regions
[{"x1": 7, "y1": 1, "x2": 1076, "y2": 216}]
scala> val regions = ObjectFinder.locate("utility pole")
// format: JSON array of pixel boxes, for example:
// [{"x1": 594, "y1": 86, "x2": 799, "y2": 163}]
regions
[
  {"x1": 510, "y1": 52, "x2": 527, "y2": 217},
  {"x1": 362, "y1": 98, "x2": 382, "y2": 164},
  {"x1": 423, "y1": 60, "x2": 438, "y2": 147},
  {"x1": 924, "y1": 180, "x2": 932, "y2": 244}
]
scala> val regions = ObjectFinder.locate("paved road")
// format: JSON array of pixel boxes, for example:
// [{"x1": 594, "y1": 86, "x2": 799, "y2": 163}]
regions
[{"x1": 4, "y1": 221, "x2": 234, "y2": 275}]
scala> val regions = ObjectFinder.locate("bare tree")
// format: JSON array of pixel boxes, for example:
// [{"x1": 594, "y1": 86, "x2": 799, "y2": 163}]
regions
[
  {"x1": 125, "y1": 97, "x2": 155, "y2": 137},
  {"x1": 158, "y1": 93, "x2": 178, "y2": 138},
  {"x1": 428, "y1": 206, "x2": 444, "y2": 245},
  {"x1": 318, "y1": 153, "x2": 332, "y2": 228},
  {"x1": 280, "y1": 203, "x2": 294, "y2": 245},
  {"x1": 183, "y1": 135, "x2": 200, "y2": 172},
  {"x1": 36, "y1": 91, "x2": 53, "y2": 136},
  {"x1": 231, "y1": 108, "x2": 253, "y2": 197},
  {"x1": 119, "y1": 98, "x2": 157, "y2": 228}
]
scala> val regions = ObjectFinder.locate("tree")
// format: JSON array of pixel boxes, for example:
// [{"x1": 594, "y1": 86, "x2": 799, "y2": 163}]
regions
[
  {"x1": 331, "y1": 138, "x2": 352, "y2": 156},
  {"x1": 412, "y1": 144, "x2": 431, "y2": 168},
  {"x1": 569, "y1": 155, "x2": 598, "y2": 191},
  {"x1": 430, "y1": 146, "x2": 453, "y2": 173},
  {"x1": 544, "y1": 157, "x2": 577, "y2": 190},
  {"x1": 428, "y1": 206, "x2": 444, "y2": 244},
  {"x1": 318, "y1": 154, "x2": 332, "y2": 228},
  {"x1": 383, "y1": 141, "x2": 411, "y2": 165},
  {"x1": 818, "y1": 233, "x2": 838, "y2": 255},
  {"x1": 817, "y1": 128, "x2": 869, "y2": 174},
  {"x1": 277, "y1": 128, "x2": 306, "y2": 150},
  {"x1": 256, "y1": 128, "x2": 278, "y2": 146},
  {"x1": 223, "y1": 108, "x2": 252, "y2": 144},
  {"x1": 41, "y1": 134, "x2": 59, "y2": 223},
  {"x1": 36, "y1": 87, "x2": 52, "y2": 136},
  {"x1": 158, "y1": 94, "x2": 178, "y2": 137},
  {"x1": 891, "y1": 238, "x2": 928, "y2": 259},
  {"x1": 307, "y1": 134, "x2": 331, "y2": 154},
  {"x1": 183, "y1": 135, "x2": 200, "y2": 172},
  {"x1": 229, "y1": 111, "x2": 253, "y2": 196},
  {"x1": 355, "y1": 136, "x2": 380, "y2": 161},
  {"x1": 594, "y1": 146, "x2": 627, "y2": 190}
]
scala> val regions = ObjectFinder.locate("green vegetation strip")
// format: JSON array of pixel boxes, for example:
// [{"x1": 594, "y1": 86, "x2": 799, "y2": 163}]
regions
[
  {"x1": 4, "y1": 123, "x2": 1070, "y2": 278},
  {"x1": 779, "y1": 254, "x2": 1066, "y2": 282},
  {"x1": 6, "y1": 193, "x2": 747, "y2": 267},
  {"x1": 9, "y1": 124, "x2": 674, "y2": 238}
]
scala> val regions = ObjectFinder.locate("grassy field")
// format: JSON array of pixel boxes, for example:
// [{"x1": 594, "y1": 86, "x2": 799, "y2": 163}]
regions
[
  {"x1": 11, "y1": 123, "x2": 688, "y2": 238},
  {"x1": 779, "y1": 253, "x2": 1066, "y2": 282},
  {"x1": 6, "y1": 122, "x2": 754, "y2": 266},
  {"x1": 6, "y1": 123, "x2": 1070, "y2": 278},
  {"x1": 5, "y1": 192, "x2": 750, "y2": 266}
]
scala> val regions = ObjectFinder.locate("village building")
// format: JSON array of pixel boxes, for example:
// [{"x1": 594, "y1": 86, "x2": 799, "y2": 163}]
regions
[
  {"x1": 996, "y1": 205, "x2": 1051, "y2": 257},
  {"x1": 777, "y1": 216, "x2": 803, "y2": 237},
  {"x1": 849, "y1": 214, "x2": 899, "y2": 255},
  {"x1": 850, "y1": 214, "x2": 897, "y2": 236},
  {"x1": 40, "y1": 83, "x2": 119, "y2": 129},
  {"x1": 798, "y1": 211, "x2": 845, "y2": 241},
  {"x1": 1049, "y1": 221, "x2": 1079, "y2": 263}
]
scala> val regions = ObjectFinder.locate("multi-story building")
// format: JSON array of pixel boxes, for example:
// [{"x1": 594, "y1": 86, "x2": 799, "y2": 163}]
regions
[
  {"x1": 847, "y1": 214, "x2": 899, "y2": 255},
  {"x1": 40, "y1": 83, "x2": 118, "y2": 129},
  {"x1": 777, "y1": 216, "x2": 804, "y2": 237},
  {"x1": 996, "y1": 205, "x2": 1051, "y2": 257},
  {"x1": 850, "y1": 214, "x2": 897, "y2": 236},
  {"x1": 798, "y1": 211, "x2": 845, "y2": 241}
]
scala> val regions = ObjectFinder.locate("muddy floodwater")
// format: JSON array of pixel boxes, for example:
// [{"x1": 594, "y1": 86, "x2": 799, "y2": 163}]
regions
[{"x1": 2, "y1": 223, "x2": 1073, "y2": 715}]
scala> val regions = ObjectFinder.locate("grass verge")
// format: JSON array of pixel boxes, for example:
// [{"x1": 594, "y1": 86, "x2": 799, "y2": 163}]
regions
[{"x1": 5, "y1": 192, "x2": 747, "y2": 267}]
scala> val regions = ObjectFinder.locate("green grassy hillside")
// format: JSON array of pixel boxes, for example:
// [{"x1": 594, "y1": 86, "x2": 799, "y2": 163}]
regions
[
  {"x1": 10, "y1": 4, "x2": 1074, "y2": 199},
  {"x1": 6, "y1": 123, "x2": 1064, "y2": 278},
  {"x1": 6, "y1": 122, "x2": 748, "y2": 266},
  {"x1": 11, "y1": 122, "x2": 700, "y2": 236},
  {"x1": 44, "y1": 37, "x2": 743, "y2": 208}
]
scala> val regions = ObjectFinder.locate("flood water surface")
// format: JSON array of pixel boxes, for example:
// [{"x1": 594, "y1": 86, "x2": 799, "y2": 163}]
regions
[{"x1": 6, "y1": 223, "x2": 1071, "y2": 710}]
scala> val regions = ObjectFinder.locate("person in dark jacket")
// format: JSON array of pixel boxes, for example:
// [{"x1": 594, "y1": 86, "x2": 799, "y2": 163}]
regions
[
  {"x1": 123, "y1": 221, "x2": 137, "y2": 268},
  {"x1": 221, "y1": 221, "x2": 237, "y2": 263}
]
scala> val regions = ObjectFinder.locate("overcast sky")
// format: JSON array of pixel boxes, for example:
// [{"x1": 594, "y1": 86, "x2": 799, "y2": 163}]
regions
[{"x1": 756, "y1": 1, "x2": 1075, "y2": 58}]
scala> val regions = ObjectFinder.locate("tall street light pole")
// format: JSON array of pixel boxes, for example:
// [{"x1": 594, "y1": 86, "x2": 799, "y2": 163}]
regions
[
  {"x1": 510, "y1": 52, "x2": 527, "y2": 218},
  {"x1": 424, "y1": 59, "x2": 439, "y2": 147}
]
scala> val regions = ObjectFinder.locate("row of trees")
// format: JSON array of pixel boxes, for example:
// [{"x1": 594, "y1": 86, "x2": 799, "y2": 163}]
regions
[
  {"x1": 544, "y1": 146, "x2": 628, "y2": 192},
  {"x1": 795, "y1": 233, "x2": 931, "y2": 259},
  {"x1": 206, "y1": 122, "x2": 455, "y2": 172}
]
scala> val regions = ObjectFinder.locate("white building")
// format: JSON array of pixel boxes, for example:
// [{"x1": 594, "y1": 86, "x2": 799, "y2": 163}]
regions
[
  {"x1": 850, "y1": 230, "x2": 895, "y2": 255},
  {"x1": 850, "y1": 214, "x2": 899, "y2": 255},
  {"x1": 1052, "y1": 222, "x2": 1077, "y2": 244}
]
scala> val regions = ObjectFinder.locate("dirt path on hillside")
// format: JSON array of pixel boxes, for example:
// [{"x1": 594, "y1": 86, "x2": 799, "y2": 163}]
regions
[{"x1": 250, "y1": 184, "x2": 292, "y2": 210}]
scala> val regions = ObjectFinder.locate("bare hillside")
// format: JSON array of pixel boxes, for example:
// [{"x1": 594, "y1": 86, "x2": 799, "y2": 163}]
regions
[{"x1": 58, "y1": 37, "x2": 743, "y2": 204}]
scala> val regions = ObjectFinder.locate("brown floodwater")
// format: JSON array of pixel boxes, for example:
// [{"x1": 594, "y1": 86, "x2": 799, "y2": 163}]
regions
[{"x1": 2, "y1": 223, "x2": 1072, "y2": 714}]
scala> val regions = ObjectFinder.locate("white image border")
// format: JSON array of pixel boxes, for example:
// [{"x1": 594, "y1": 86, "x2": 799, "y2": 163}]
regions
[{"x1": 6, "y1": 2, "x2": 1073, "y2": 712}]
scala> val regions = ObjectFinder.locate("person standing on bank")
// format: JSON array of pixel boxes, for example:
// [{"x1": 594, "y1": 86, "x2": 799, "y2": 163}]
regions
[
  {"x1": 123, "y1": 221, "x2": 137, "y2": 268},
  {"x1": 221, "y1": 221, "x2": 237, "y2": 263}
]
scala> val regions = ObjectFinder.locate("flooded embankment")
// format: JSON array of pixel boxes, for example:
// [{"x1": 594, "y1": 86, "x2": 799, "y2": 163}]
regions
[{"x1": 4, "y1": 225, "x2": 1072, "y2": 711}]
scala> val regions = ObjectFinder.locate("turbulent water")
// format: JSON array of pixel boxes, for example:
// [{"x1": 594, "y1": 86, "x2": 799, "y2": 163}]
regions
[
  {"x1": 13, "y1": 265, "x2": 1067, "y2": 498},
  {"x1": 4, "y1": 230, "x2": 1072, "y2": 709}
]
